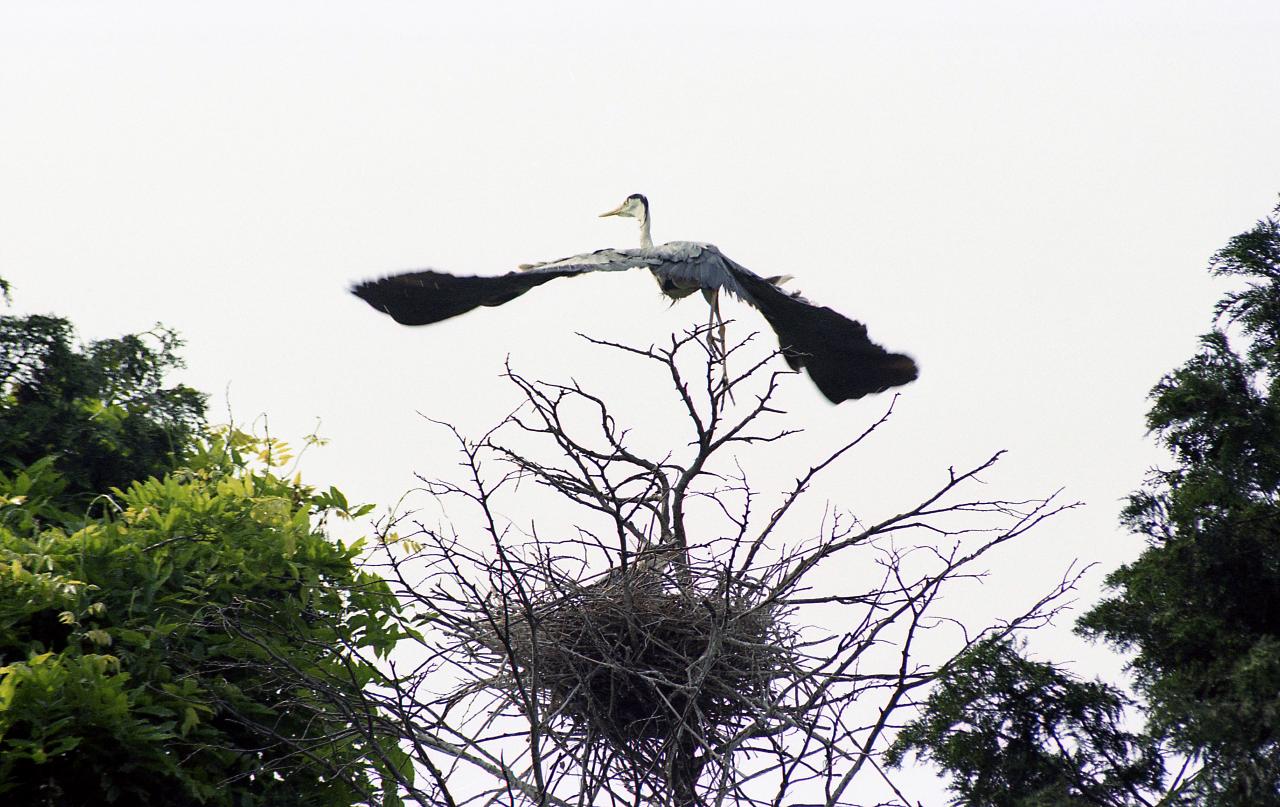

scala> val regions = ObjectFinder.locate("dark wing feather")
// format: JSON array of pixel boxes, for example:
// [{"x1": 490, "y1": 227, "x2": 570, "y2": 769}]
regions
[
  {"x1": 351, "y1": 249, "x2": 652, "y2": 326},
  {"x1": 351, "y1": 245, "x2": 917, "y2": 404},
  {"x1": 729, "y1": 265, "x2": 918, "y2": 403},
  {"x1": 351, "y1": 267, "x2": 584, "y2": 326}
]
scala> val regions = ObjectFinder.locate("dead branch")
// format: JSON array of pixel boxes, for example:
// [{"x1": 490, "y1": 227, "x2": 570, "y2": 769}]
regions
[{"x1": 357, "y1": 325, "x2": 1080, "y2": 807}]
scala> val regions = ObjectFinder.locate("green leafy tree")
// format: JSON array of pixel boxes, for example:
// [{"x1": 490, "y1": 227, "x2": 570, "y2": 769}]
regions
[
  {"x1": 0, "y1": 428, "x2": 411, "y2": 806},
  {"x1": 886, "y1": 638, "x2": 1162, "y2": 806},
  {"x1": 0, "y1": 301, "x2": 417, "y2": 805},
  {"x1": 0, "y1": 313, "x2": 205, "y2": 510},
  {"x1": 893, "y1": 202, "x2": 1280, "y2": 806},
  {"x1": 1076, "y1": 205, "x2": 1280, "y2": 803}
]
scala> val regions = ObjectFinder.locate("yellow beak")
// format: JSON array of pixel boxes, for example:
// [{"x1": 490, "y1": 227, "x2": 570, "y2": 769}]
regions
[{"x1": 599, "y1": 202, "x2": 628, "y2": 218}]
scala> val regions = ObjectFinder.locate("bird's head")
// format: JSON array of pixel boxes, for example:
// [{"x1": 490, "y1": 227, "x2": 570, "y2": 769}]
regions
[{"x1": 600, "y1": 193, "x2": 649, "y2": 221}]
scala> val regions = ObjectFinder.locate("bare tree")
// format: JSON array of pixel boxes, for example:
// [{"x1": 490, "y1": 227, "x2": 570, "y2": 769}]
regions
[{"x1": 364, "y1": 326, "x2": 1081, "y2": 807}]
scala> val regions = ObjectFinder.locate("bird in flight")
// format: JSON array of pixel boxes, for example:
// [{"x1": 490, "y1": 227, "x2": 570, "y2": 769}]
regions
[{"x1": 351, "y1": 194, "x2": 917, "y2": 403}]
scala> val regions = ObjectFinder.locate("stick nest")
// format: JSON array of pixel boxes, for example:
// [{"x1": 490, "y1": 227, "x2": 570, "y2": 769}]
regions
[{"x1": 478, "y1": 567, "x2": 793, "y2": 758}]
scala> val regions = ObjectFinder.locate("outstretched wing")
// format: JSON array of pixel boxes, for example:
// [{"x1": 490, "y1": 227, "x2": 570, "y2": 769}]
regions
[
  {"x1": 351, "y1": 241, "x2": 918, "y2": 404},
  {"x1": 351, "y1": 249, "x2": 652, "y2": 326},
  {"x1": 726, "y1": 260, "x2": 918, "y2": 403}
]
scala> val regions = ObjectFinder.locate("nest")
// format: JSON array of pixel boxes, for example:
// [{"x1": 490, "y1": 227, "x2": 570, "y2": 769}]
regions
[{"x1": 477, "y1": 567, "x2": 792, "y2": 761}]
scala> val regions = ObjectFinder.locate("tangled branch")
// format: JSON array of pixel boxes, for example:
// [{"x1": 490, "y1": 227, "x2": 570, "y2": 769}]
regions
[{"x1": 362, "y1": 326, "x2": 1080, "y2": 806}]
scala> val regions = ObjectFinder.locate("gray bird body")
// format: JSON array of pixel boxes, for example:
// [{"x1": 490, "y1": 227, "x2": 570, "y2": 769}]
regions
[
  {"x1": 521, "y1": 241, "x2": 751, "y2": 301},
  {"x1": 351, "y1": 195, "x2": 918, "y2": 403}
]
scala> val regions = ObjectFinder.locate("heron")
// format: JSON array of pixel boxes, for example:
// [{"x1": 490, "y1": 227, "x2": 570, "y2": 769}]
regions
[{"x1": 351, "y1": 194, "x2": 918, "y2": 403}]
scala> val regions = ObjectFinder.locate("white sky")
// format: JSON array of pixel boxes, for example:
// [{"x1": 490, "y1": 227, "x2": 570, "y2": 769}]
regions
[{"x1": 4, "y1": 1, "x2": 1280, "y2": 800}]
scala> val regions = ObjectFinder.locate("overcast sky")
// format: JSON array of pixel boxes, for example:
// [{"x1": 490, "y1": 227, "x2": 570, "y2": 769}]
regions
[{"x1": 4, "y1": 1, "x2": 1280, "y2": 799}]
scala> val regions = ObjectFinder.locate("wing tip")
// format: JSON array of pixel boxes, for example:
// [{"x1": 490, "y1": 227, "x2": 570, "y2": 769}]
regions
[{"x1": 808, "y1": 351, "x2": 920, "y2": 404}]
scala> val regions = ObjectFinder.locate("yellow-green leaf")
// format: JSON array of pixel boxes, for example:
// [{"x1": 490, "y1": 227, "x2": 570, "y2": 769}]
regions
[{"x1": 180, "y1": 706, "x2": 200, "y2": 736}]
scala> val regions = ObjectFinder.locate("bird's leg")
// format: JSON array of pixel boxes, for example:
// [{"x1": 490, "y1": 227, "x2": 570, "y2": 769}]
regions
[
  {"x1": 702, "y1": 289, "x2": 735, "y2": 404},
  {"x1": 700, "y1": 288, "x2": 723, "y2": 358},
  {"x1": 714, "y1": 294, "x2": 728, "y2": 366}
]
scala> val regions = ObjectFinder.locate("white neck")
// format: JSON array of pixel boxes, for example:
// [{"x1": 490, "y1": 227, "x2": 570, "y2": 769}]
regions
[{"x1": 638, "y1": 207, "x2": 653, "y2": 249}]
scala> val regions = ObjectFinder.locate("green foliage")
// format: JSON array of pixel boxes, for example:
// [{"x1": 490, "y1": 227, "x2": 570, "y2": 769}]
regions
[
  {"x1": 895, "y1": 202, "x2": 1280, "y2": 806},
  {"x1": 0, "y1": 314, "x2": 206, "y2": 510},
  {"x1": 0, "y1": 428, "x2": 410, "y2": 806},
  {"x1": 1076, "y1": 204, "x2": 1280, "y2": 803},
  {"x1": 887, "y1": 638, "x2": 1162, "y2": 806}
]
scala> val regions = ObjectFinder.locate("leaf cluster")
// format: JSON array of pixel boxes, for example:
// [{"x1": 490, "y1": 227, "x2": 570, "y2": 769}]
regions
[
  {"x1": 0, "y1": 308, "x2": 409, "y2": 806},
  {"x1": 1076, "y1": 205, "x2": 1280, "y2": 802},
  {"x1": 896, "y1": 201, "x2": 1280, "y2": 806},
  {"x1": 886, "y1": 638, "x2": 1162, "y2": 807},
  {"x1": 0, "y1": 314, "x2": 206, "y2": 511},
  {"x1": 0, "y1": 429, "x2": 408, "y2": 806}
]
